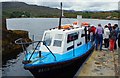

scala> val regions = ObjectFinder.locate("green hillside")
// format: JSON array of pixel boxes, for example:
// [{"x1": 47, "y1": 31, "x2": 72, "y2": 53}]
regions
[
  {"x1": 2, "y1": 2, "x2": 119, "y2": 19},
  {"x1": 2, "y1": 2, "x2": 61, "y2": 18}
]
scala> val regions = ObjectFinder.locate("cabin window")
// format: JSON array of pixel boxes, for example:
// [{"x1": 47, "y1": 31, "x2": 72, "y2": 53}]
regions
[
  {"x1": 53, "y1": 34, "x2": 63, "y2": 47},
  {"x1": 53, "y1": 40, "x2": 62, "y2": 47},
  {"x1": 44, "y1": 33, "x2": 52, "y2": 46},
  {"x1": 67, "y1": 32, "x2": 79, "y2": 43}
]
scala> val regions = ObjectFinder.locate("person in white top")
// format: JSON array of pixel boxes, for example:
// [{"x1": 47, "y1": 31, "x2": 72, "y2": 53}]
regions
[{"x1": 103, "y1": 25, "x2": 110, "y2": 48}]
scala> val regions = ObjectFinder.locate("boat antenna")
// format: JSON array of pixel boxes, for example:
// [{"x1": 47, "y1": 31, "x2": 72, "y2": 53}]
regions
[{"x1": 58, "y1": 2, "x2": 62, "y2": 29}]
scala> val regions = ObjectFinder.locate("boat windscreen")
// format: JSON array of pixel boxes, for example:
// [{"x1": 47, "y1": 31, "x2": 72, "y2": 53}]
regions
[{"x1": 44, "y1": 33, "x2": 52, "y2": 46}]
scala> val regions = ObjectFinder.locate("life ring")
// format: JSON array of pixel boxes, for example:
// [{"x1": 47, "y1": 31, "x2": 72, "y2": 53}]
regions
[
  {"x1": 73, "y1": 22, "x2": 90, "y2": 26},
  {"x1": 81, "y1": 22, "x2": 90, "y2": 26},
  {"x1": 73, "y1": 22, "x2": 78, "y2": 25},
  {"x1": 61, "y1": 25, "x2": 71, "y2": 29}
]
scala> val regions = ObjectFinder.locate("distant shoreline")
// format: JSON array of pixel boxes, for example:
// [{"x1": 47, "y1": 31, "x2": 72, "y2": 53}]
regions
[{"x1": 6, "y1": 17, "x2": 120, "y2": 21}]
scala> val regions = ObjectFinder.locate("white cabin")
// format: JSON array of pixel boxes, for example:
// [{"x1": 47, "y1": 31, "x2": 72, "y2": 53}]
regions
[{"x1": 40, "y1": 25, "x2": 86, "y2": 54}]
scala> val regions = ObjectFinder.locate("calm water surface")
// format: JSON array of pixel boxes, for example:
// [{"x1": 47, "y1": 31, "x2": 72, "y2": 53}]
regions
[{"x1": 3, "y1": 18, "x2": 119, "y2": 76}]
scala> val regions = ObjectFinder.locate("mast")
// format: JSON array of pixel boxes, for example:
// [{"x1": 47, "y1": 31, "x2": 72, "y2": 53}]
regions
[{"x1": 58, "y1": 2, "x2": 62, "y2": 29}]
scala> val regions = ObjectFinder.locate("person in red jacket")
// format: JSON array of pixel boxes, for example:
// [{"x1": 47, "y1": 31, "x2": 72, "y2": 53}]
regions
[
  {"x1": 89, "y1": 26, "x2": 96, "y2": 42},
  {"x1": 109, "y1": 26, "x2": 117, "y2": 52}
]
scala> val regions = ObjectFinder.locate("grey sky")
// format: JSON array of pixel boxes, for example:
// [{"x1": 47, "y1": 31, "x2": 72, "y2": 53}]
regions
[{"x1": 1, "y1": 0, "x2": 120, "y2": 11}]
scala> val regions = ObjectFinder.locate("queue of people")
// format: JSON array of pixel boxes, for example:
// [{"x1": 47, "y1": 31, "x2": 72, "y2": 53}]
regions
[{"x1": 88, "y1": 23, "x2": 120, "y2": 52}]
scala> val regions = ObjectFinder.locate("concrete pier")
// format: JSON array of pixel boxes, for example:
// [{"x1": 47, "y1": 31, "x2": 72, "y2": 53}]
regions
[{"x1": 74, "y1": 48, "x2": 120, "y2": 77}]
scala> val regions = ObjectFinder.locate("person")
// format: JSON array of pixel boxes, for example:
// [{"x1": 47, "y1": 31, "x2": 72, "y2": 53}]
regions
[
  {"x1": 116, "y1": 24, "x2": 120, "y2": 48},
  {"x1": 95, "y1": 24, "x2": 104, "y2": 51},
  {"x1": 108, "y1": 23, "x2": 112, "y2": 32},
  {"x1": 114, "y1": 24, "x2": 120, "y2": 49},
  {"x1": 109, "y1": 26, "x2": 117, "y2": 52},
  {"x1": 118, "y1": 33, "x2": 120, "y2": 48},
  {"x1": 103, "y1": 25, "x2": 110, "y2": 48},
  {"x1": 89, "y1": 25, "x2": 96, "y2": 42}
]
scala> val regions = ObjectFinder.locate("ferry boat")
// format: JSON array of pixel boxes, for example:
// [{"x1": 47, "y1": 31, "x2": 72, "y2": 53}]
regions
[{"x1": 15, "y1": 2, "x2": 95, "y2": 78}]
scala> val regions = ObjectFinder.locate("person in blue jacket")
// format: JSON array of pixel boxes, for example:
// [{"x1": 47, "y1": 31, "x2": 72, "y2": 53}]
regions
[{"x1": 114, "y1": 24, "x2": 120, "y2": 48}]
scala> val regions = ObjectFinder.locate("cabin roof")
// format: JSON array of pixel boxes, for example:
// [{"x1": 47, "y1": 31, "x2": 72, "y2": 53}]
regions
[{"x1": 45, "y1": 26, "x2": 84, "y2": 34}]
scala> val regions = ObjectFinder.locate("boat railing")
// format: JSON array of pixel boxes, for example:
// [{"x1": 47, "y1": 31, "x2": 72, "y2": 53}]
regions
[{"x1": 15, "y1": 38, "x2": 56, "y2": 64}]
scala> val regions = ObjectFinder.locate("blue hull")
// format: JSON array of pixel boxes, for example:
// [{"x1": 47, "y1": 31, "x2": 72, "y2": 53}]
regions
[{"x1": 24, "y1": 44, "x2": 94, "y2": 78}]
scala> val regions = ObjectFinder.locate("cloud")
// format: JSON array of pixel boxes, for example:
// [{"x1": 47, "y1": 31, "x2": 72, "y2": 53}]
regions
[
  {"x1": 81, "y1": 2, "x2": 118, "y2": 11},
  {"x1": 1, "y1": 0, "x2": 119, "y2": 11}
]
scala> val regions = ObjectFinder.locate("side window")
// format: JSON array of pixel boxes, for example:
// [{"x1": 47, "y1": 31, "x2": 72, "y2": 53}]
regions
[
  {"x1": 53, "y1": 40, "x2": 62, "y2": 47},
  {"x1": 44, "y1": 33, "x2": 52, "y2": 46},
  {"x1": 53, "y1": 34, "x2": 63, "y2": 47},
  {"x1": 67, "y1": 32, "x2": 79, "y2": 43}
]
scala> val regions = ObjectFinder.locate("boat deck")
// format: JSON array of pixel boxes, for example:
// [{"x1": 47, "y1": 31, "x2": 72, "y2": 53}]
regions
[{"x1": 74, "y1": 48, "x2": 120, "y2": 77}]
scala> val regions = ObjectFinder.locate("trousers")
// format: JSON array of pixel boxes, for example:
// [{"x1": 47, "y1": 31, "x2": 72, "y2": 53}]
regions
[
  {"x1": 95, "y1": 34, "x2": 103, "y2": 50},
  {"x1": 109, "y1": 39, "x2": 115, "y2": 51},
  {"x1": 104, "y1": 38, "x2": 109, "y2": 48}
]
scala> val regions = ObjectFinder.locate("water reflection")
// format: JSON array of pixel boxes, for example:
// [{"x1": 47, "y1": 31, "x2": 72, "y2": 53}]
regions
[{"x1": 2, "y1": 52, "x2": 33, "y2": 76}]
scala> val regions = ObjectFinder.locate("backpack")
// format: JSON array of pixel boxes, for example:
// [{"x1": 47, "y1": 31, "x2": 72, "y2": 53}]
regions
[{"x1": 110, "y1": 30, "x2": 117, "y2": 40}]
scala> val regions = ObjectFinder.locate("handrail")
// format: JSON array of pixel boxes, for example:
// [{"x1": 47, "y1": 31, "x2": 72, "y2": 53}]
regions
[
  {"x1": 15, "y1": 38, "x2": 56, "y2": 62},
  {"x1": 43, "y1": 41, "x2": 56, "y2": 61},
  {"x1": 28, "y1": 41, "x2": 40, "y2": 61},
  {"x1": 15, "y1": 38, "x2": 43, "y2": 45}
]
